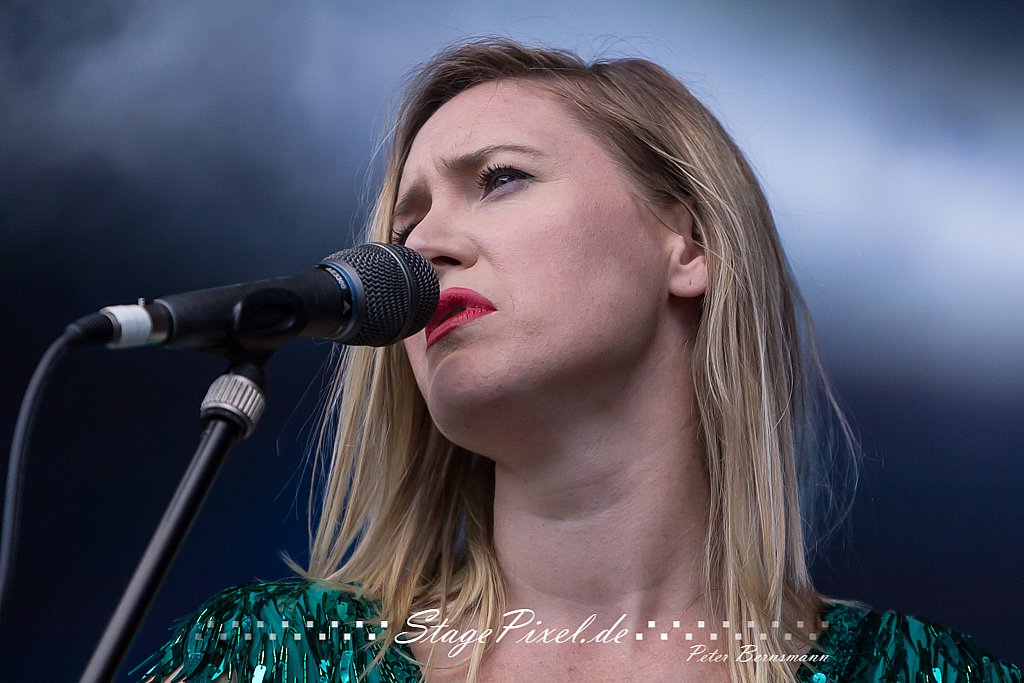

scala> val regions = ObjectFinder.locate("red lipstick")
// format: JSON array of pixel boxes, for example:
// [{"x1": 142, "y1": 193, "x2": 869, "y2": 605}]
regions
[{"x1": 425, "y1": 287, "x2": 496, "y2": 349}]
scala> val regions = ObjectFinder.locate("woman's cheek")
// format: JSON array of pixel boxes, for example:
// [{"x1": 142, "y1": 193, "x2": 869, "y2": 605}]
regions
[{"x1": 402, "y1": 338, "x2": 428, "y2": 387}]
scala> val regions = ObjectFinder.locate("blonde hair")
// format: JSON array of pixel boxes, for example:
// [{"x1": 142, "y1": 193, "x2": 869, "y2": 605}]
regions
[{"x1": 291, "y1": 37, "x2": 860, "y2": 683}]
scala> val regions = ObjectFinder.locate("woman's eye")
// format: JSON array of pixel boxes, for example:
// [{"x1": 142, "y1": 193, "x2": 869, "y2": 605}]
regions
[
  {"x1": 477, "y1": 164, "x2": 533, "y2": 197},
  {"x1": 391, "y1": 164, "x2": 532, "y2": 243}
]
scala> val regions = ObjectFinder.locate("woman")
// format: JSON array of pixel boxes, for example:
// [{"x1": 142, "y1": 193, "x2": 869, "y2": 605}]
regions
[{"x1": 140, "y1": 38, "x2": 1020, "y2": 683}]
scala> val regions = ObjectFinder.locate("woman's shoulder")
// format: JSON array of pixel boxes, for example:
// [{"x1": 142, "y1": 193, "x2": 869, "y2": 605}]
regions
[
  {"x1": 133, "y1": 578, "x2": 422, "y2": 682},
  {"x1": 798, "y1": 600, "x2": 1021, "y2": 683}
]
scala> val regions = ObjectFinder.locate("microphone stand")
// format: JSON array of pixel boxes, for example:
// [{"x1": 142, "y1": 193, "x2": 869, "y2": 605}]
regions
[
  {"x1": 79, "y1": 360, "x2": 266, "y2": 683},
  {"x1": 79, "y1": 289, "x2": 306, "y2": 683}
]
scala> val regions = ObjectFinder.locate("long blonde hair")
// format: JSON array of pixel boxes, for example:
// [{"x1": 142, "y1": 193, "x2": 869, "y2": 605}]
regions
[{"x1": 291, "y1": 37, "x2": 860, "y2": 683}]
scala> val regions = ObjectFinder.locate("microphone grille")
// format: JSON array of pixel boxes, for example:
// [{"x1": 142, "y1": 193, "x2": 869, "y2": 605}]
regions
[{"x1": 322, "y1": 243, "x2": 439, "y2": 346}]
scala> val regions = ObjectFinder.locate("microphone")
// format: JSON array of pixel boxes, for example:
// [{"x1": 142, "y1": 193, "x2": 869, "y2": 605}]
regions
[{"x1": 66, "y1": 243, "x2": 439, "y2": 351}]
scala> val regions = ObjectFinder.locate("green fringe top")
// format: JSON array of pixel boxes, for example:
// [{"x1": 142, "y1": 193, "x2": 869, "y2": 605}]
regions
[
  {"x1": 133, "y1": 581, "x2": 421, "y2": 683},
  {"x1": 134, "y1": 580, "x2": 1021, "y2": 682}
]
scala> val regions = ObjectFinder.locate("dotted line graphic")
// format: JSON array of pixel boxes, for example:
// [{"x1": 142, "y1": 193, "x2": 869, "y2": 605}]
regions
[
  {"x1": 203, "y1": 618, "x2": 389, "y2": 644},
  {"x1": 629, "y1": 618, "x2": 828, "y2": 643}
]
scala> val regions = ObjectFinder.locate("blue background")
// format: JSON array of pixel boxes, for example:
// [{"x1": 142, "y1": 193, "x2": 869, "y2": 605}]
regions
[{"x1": 1, "y1": 2, "x2": 1021, "y2": 679}]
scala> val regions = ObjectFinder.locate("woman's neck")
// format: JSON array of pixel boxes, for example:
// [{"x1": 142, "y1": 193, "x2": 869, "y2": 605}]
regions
[
  {"x1": 490, "y1": 405, "x2": 716, "y2": 631},
  {"x1": 476, "y1": 332, "x2": 719, "y2": 631}
]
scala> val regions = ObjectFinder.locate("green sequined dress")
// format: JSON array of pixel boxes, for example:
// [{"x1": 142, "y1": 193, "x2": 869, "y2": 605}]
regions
[{"x1": 135, "y1": 580, "x2": 1021, "y2": 682}]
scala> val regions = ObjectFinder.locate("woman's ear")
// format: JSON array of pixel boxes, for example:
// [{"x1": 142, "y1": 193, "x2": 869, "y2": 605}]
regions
[{"x1": 664, "y1": 202, "x2": 707, "y2": 299}]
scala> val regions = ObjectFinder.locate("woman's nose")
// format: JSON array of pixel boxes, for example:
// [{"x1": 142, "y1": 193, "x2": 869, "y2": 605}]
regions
[{"x1": 403, "y1": 209, "x2": 477, "y2": 270}]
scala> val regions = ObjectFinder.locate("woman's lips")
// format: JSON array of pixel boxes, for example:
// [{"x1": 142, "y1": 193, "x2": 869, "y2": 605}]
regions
[{"x1": 425, "y1": 287, "x2": 496, "y2": 349}]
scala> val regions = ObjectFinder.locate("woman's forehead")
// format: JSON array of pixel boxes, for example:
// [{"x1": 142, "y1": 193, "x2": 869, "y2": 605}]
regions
[{"x1": 407, "y1": 81, "x2": 581, "y2": 159}]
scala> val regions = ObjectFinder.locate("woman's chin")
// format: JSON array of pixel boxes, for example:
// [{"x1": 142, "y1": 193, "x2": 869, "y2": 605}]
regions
[
  {"x1": 426, "y1": 384, "x2": 509, "y2": 446},
  {"x1": 423, "y1": 370, "x2": 542, "y2": 453}
]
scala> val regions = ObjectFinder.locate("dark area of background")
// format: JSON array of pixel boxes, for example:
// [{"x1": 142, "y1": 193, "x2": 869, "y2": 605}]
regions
[{"x1": 1, "y1": 2, "x2": 1020, "y2": 680}]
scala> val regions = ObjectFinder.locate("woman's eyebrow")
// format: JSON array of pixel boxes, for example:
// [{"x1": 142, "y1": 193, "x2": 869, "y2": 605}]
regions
[
  {"x1": 394, "y1": 143, "x2": 547, "y2": 219},
  {"x1": 440, "y1": 143, "x2": 547, "y2": 173}
]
